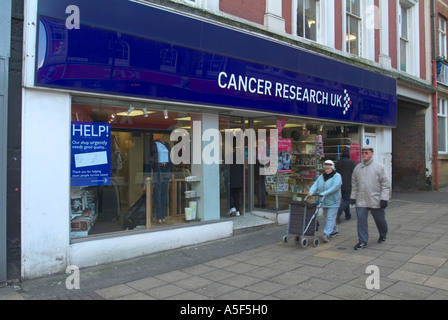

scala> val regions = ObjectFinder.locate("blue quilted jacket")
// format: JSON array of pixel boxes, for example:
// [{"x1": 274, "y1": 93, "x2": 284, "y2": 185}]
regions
[{"x1": 309, "y1": 171, "x2": 342, "y2": 208}]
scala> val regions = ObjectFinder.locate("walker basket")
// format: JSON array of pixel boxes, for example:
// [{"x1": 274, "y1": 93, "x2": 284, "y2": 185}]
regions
[{"x1": 288, "y1": 200, "x2": 318, "y2": 237}]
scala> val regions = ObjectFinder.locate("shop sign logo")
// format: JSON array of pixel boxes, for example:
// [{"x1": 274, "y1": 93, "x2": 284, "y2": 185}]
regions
[{"x1": 343, "y1": 90, "x2": 352, "y2": 115}]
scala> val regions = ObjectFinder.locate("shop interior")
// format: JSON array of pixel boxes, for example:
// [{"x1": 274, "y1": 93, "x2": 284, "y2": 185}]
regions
[{"x1": 70, "y1": 97, "x2": 361, "y2": 239}]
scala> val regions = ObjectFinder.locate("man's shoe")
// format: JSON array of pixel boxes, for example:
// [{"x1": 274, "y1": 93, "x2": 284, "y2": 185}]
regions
[
  {"x1": 227, "y1": 207, "x2": 236, "y2": 215},
  {"x1": 354, "y1": 242, "x2": 368, "y2": 250},
  {"x1": 345, "y1": 214, "x2": 351, "y2": 220},
  {"x1": 378, "y1": 235, "x2": 386, "y2": 243},
  {"x1": 323, "y1": 234, "x2": 330, "y2": 243}
]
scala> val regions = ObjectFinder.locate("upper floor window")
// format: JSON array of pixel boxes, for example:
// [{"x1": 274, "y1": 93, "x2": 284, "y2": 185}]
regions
[
  {"x1": 439, "y1": 98, "x2": 448, "y2": 153},
  {"x1": 399, "y1": 0, "x2": 419, "y2": 75},
  {"x1": 399, "y1": 5, "x2": 409, "y2": 72},
  {"x1": 296, "y1": 0, "x2": 318, "y2": 41},
  {"x1": 346, "y1": 0, "x2": 361, "y2": 55},
  {"x1": 439, "y1": 17, "x2": 447, "y2": 59}
]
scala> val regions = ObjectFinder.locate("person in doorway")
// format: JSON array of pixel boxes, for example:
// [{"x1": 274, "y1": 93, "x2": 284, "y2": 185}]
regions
[
  {"x1": 335, "y1": 148, "x2": 357, "y2": 222},
  {"x1": 151, "y1": 134, "x2": 172, "y2": 224},
  {"x1": 228, "y1": 149, "x2": 244, "y2": 216},
  {"x1": 255, "y1": 161, "x2": 266, "y2": 208},
  {"x1": 351, "y1": 147, "x2": 390, "y2": 250},
  {"x1": 308, "y1": 160, "x2": 342, "y2": 242}
]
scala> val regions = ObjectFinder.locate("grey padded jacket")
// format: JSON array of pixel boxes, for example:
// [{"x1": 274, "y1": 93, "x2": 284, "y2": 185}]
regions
[{"x1": 351, "y1": 158, "x2": 390, "y2": 208}]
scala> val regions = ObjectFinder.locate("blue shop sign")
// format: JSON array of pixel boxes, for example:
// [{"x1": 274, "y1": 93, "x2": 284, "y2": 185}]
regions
[
  {"x1": 36, "y1": 0, "x2": 397, "y2": 127},
  {"x1": 71, "y1": 121, "x2": 111, "y2": 187}
]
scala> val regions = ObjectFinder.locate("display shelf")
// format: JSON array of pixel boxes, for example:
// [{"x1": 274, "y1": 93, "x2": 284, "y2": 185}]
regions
[
  {"x1": 323, "y1": 137, "x2": 351, "y2": 161},
  {"x1": 70, "y1": 187, "x2": 97, "y2": 238},
  {"x1": 287, "y1": 134, "x2": 321, "y2": 201},
  {"x1": 184, "y1": 176, "x2": 199, "y2": 221}
]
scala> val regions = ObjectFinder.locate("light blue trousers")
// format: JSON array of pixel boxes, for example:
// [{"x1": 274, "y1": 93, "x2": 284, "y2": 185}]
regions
[{"x1": 322, "y1": 207, "x2": 338, "y2": 236}]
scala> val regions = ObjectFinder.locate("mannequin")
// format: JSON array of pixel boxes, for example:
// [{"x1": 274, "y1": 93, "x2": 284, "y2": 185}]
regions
[{"x1": 151, "y1": 133, "x2": 172, "y2": 223}]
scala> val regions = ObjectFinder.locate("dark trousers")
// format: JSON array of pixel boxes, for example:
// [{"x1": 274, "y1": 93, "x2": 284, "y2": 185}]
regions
[
  {"x1": 153, "y1": 165, "x2": 170, "y2": 220},
  {"x1": 230, "y1": 187, "x2": 242, "y2": 212},
  {"x1": 337, "y1": 189, "x2": 352, "y2": 218},
  {"x1": 357, "y1": 207, "x2": 388, "y2": 244}
]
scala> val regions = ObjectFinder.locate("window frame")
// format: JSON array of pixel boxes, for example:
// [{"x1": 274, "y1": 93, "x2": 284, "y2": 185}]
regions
[
  {"x1": 439, "y1": 16, "x2": 447, "y2": 59},
  {"x1": 398, "y1": 0, "x2": 418, "y2": 75},
  {"x1": 399, "y1": 4, "x2": 409, "y2": 72},
  {"x1": 438, "y1": 98, "x2": 448, "y2": 154},
  {"x1": 345, "y1": 0, "x2": 361, "y2": 56},
  {"x1": 294, "y1": 0, "x2": 319, "y2": 42}
]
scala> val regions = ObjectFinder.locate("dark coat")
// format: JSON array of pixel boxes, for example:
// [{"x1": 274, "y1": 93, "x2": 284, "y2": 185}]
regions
[
  {"x1": 229, "y1": 152, "x2": 244, "y2": 189},
  {"x1": 335, "y1": 156, "x2": 357, "y2": 193}
]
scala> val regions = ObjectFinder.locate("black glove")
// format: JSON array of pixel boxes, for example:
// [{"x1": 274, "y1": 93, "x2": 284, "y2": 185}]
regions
[
  {"x1": 350, "y1": 199, "x2": 356, "y2": 205},
  {"x1": 380, "y1": 200, "x2": 388, "y2": 209}
]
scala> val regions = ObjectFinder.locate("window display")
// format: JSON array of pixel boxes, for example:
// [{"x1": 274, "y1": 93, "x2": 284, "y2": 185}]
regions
[
  {"x1": 69, "y1": 100, "x2": 361, "y2": 238},
  {"x1": 70, "y1": 99, "x2": 198, "y2": 238},
  {"x1": 255, "y1": 119, "x2": 361, "y2": 211}
]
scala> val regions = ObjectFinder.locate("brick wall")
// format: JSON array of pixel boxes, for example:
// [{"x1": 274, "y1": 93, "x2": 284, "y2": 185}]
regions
[
  {"x1": 392, "y1": 106, "x2": 427, "y2": 190},
  {"x1": 220, "y1": 0, "x2": 265, "y2": 25}
]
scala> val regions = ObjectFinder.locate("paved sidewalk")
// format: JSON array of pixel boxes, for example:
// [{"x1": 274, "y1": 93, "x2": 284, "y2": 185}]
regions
[{"x1": 1, "y1": 189, "x2": 448, "y2": 301}]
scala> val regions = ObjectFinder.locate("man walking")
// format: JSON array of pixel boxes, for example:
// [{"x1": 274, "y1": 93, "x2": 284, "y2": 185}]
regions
[
  {"x1": 350, "y1": 147, "x2": 390, "y2": 250},
  {"x1": 335, "y1": 148, "x2": 357, "y2": 222}
]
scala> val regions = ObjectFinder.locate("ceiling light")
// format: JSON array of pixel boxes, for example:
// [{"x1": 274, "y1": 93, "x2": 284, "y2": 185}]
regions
[
  {"x1": 174, "y1": 116, "x2": 191, "y2": 121},
  {"x1": 126, "y1": 105, "x2": 135, "y2": 115},
  {"x1": 116, "y1": 110, "x2": 144, "y2": 117}
]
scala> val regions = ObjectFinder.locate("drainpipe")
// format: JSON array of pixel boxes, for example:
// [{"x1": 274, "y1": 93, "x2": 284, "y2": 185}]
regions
[{"x1": 431, "y1": 0, "x2": 439, "y2": 190}]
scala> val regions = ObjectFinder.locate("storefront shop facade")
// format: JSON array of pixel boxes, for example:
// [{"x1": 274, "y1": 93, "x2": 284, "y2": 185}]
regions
[{"x1": 21, "y1": 0, "x2": 396, "y2": 279}]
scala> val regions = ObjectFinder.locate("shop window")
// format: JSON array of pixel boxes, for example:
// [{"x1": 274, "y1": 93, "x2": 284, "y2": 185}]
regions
[
  {"x1": 346, "y1": 0, "x2": 361, "y2": 55},
  {"x1": 438, "y1": 98, "x2": 447, "y2": 153},
  {"x1": 296, "y1": 0, "x2": 318, "y2": 41},
  {"x1": 70, "y1": 100, "x2": 201, "y2": 239},
  {"x1": 253, "y1": 118, "x2": 360, "y2": 212}
]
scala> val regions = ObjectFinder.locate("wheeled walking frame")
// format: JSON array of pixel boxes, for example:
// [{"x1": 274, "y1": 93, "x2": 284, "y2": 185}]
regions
[{"x1": 282, "y1": 195, "x2": 324, "y2": 248}]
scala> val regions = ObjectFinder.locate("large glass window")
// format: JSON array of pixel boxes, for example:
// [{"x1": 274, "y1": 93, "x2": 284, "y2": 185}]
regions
[
  {"x1": 70, "y1": 98, "x2": 204, "y2": 238},
  {"x1": 346, "y1": 0, "x2": 361, "y2": 55},
  {"x1": 251, "y1": 117, "x2": 360, "y2": 212},
  {"x1": 438, "y1": 98, "x2": 447, "y2": 153},
  {"x1": 297, "y1": 0, "x2": 318, "y2": 41}
]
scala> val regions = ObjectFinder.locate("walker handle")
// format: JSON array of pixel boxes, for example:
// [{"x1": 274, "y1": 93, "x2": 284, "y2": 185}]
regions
[{"x1": 305, "y1": 194, "x2": 325, "y2": 202}]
